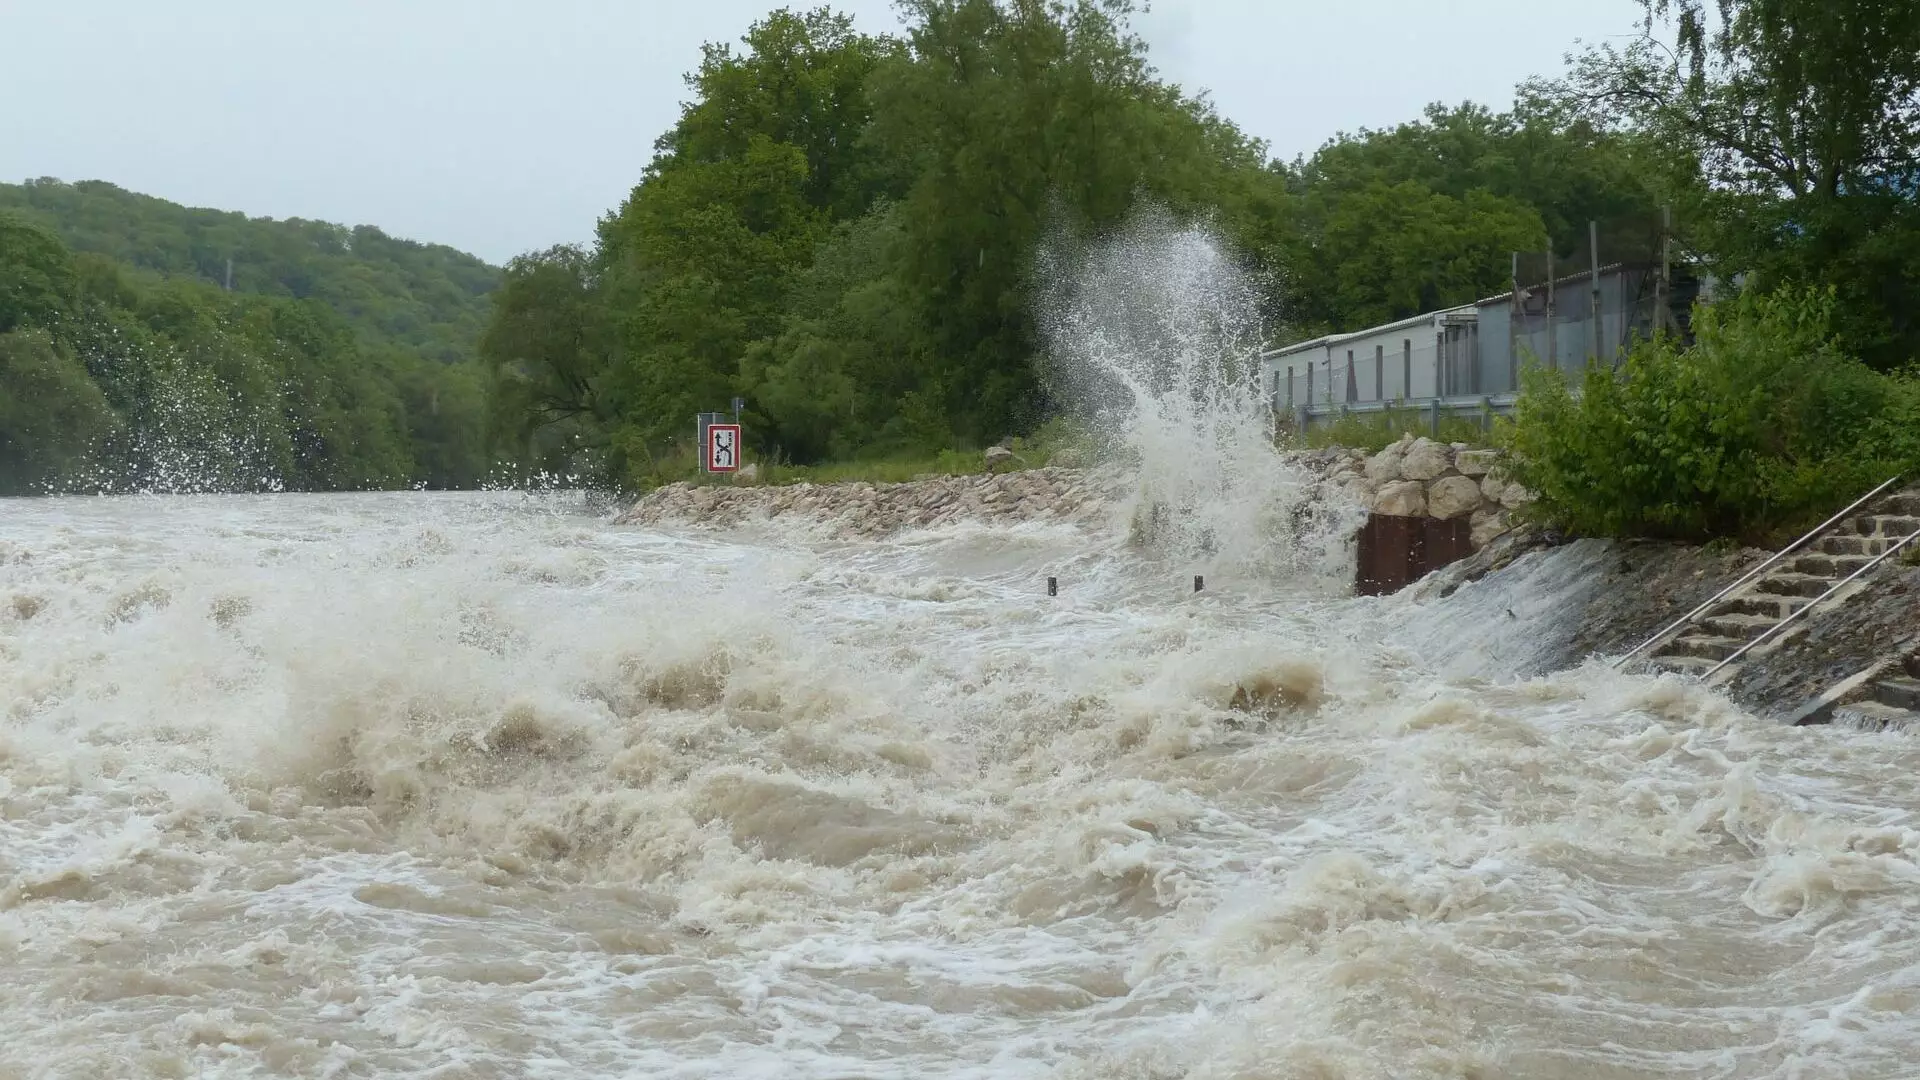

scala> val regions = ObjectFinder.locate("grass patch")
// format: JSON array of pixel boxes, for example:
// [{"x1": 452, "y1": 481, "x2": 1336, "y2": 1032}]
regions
[{"x1": 633, "y1": 416, "x2": 1098, "y2": 490}]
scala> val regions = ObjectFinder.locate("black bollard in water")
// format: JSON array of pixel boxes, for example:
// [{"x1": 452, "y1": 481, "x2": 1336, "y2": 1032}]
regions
[
  {"x1": 1193, "y1": 574, "x2": 1204, "y2": 593},
  {"x1": 1047, "y1": 576, "x2": 1058, "y2": 597}
]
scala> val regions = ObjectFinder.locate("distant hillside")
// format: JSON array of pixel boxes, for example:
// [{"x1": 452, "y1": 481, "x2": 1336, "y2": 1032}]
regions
[{"x1": 0, "y1": 178, "x2": 500, "y2": 363}]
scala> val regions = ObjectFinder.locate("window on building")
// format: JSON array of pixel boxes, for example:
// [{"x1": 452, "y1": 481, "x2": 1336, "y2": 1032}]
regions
[
  {"x1": 1374, "y1": 344, "x2": 1384, "y2": 402},
  {"x1": 1402, "y1": 340, "x2": 1411, "y2": 400}
]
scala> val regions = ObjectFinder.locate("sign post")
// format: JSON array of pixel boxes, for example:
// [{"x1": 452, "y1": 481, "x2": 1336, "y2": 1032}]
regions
[{"x1": 704, "y1": 421, "x2": 741, "y2": 474}]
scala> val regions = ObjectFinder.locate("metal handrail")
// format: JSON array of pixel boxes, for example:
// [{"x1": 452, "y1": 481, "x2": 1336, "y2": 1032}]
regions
[
  {"x1": 1703, "y1": 523, "x2": 1920, "y2": 680},
  {"x1": 1612, "y1": 474, "x2": 1905, "y2": 669}
]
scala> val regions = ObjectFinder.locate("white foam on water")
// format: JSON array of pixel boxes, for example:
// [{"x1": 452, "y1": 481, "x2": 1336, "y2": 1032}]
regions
[{"x1": 5, "y1": 491, "x2": 1920, "y2": 1078}]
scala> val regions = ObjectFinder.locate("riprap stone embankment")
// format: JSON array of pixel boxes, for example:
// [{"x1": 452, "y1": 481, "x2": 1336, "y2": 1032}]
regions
[{"x1": 613, "y1": 467, "x2": 1132, "y2": 539}]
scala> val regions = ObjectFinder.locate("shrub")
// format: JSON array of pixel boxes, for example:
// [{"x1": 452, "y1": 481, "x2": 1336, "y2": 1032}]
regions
[{"x1": 1501, "y1": 286, "x2": 1918, "y2": 543}]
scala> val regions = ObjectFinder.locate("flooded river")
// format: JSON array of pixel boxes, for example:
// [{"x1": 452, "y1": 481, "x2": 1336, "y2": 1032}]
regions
[{"x1": 4, "y1": 489, "x2": 1920, "y2": 1078}]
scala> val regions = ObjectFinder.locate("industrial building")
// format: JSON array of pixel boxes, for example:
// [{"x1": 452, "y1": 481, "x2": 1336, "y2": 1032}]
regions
[{"x1": 1264, "y1": 241, "x2": 1699, "y2": 431}]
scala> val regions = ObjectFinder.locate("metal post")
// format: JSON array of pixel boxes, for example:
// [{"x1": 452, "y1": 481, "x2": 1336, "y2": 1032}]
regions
[
  {"x1": 1428, "y1": 397, "x2": 1441, "y2": 438},
  {"x1": 1543, "y1": 249, "x2": 1556, "y2": 370},
  {"x1": 1193, "y1": 575, "x2": 1204, "y2": 593},
  {"x1": 1590, "y1": 220, "x2": 1603, "y2": 365},
  {"x1": 1508, "y1": 253, "x2": 1521, "y2": 389},
  {"x1": 1658, "y1": 204, "x2": 1672, "y2": 336},
  {"x1": 1047, "y1": 576, "x2": 1057, "y2": 597}
]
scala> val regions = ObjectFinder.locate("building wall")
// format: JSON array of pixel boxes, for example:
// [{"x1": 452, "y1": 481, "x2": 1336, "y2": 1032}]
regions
[
  {"x1": 1265, "y1": 317, "x2": 1456, "y2": 410},
  {"x1": 1264, "y1": 266, "x2": 1661, "y2": 415}
]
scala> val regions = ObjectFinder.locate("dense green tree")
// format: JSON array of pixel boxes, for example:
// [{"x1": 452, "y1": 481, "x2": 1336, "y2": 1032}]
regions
[
  {"x1": 1291, "y1": 181, "x2": 1549, "y2": 329},
  {"x1": 741, "y1": 201, "x2": 934, "y2": 460},
  {"x1": 480, "y1": 244, "x2": 619, "y2": 478},
  {"x1": 1296, "y1": 100, "x2": 1667, "y2": 256},
  {"x1": 0, "y1": 330, "x2": 119, "y2": 491},
  {"x1": 1556, "y1": 0, "x2": 1920, "y2": 366},
  {"x1": 656, "y1": 7, "x2": 902, "y2": 219},
  {"x1": 0, "y1": 216, "x2": 76, "y2": 334},
  {"x1": 862, "y1": 0, "x2": 1268, "y2": 444},
  {"x1": 568, "y1": 8, "x2": 902, "y2": 476}
]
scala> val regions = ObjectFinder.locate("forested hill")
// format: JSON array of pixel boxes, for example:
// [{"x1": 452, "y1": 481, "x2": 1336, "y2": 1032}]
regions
[
  {"x1": 0, "y1": 187, "x2": 498, "y2": 494},
  {"x1": 0, "y1": 179, "x2": 500, "y2": 364}
]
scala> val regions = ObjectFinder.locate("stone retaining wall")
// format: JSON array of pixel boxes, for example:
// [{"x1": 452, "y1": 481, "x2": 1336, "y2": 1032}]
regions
[{"x1": 1315, "y1": 434, "x2": 1534, "y2": 551}]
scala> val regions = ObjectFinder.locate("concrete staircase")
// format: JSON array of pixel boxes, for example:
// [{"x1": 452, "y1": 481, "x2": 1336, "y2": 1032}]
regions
[
  {"x1": 1832, "y1": 652, "x2": 1920, "y2": 730},
  {"x1": 1639, "y1": 488, "x2": 1920, "y2": 682}
]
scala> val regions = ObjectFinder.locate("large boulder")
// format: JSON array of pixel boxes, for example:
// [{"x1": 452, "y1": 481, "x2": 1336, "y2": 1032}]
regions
[
  {"x1": 1479, "y1": 473, "x2": 1509, "y2": 505},
  {"x1": 984, "y1": 446, "x2": 1016, "y2": 472},
  {"x1": 1427, "y1": 475, "x2": 1485, "y2": 520},
  {"x1": 1498, "y1": 481, "x2": 1534, "y2": 510},
  {"x1": 1363, "y1": 442, "x2": 1405, "y2": 483},
  {"x1": 1372, "y1": 480, "x2": 1427, "y2": 517},
  {"x1": 1454, "y1": 449, "x2": 1500, "y2": 477},
  {"x1": 1469, "y1": 507, "x2": 1511, "y2": 549},
  {"x1": 1399, "y1": 438, "x2": 1453, "y2": 481}
]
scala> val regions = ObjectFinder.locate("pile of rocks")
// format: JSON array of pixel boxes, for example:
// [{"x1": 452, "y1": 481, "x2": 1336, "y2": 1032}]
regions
[
  {"x1": 614, "y1": 467, "x2": 1125, "y2": 539},
  {"x1": 1317, "y1": 435, "x2": 1534, "y2": 550}
]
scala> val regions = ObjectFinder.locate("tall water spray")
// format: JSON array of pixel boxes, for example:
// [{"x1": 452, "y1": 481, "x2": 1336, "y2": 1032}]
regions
[{"x1": 1038, "y1": 208, "x2": 1358, "y2": 584}]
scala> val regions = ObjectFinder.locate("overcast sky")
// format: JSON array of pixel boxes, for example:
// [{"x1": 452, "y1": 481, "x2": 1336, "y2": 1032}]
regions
[{"x1": 0, "y1": 1, "x2": 1647, "y2": 264}]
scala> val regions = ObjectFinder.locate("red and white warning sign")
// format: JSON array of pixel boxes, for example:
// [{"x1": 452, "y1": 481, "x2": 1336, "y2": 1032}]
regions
[{"x1": 706, "y1": 423, "x2": 742, "y2": 473}]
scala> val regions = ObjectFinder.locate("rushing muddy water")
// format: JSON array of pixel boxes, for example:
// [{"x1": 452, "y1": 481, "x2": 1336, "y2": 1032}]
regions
[{"x1": 5, "y1": 489, "x2": 1920, "y2": 1079}]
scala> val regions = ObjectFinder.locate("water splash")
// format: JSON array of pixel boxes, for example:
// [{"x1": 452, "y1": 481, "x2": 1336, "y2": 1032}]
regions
[{"x1": 1037, "y1": 207, "x2": 1360, "y2": 587}]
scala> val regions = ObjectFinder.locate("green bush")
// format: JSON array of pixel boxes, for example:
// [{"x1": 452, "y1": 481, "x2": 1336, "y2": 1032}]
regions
[{"x1": 1501, "y1": 286, "x2": 1918, "y2": 543}]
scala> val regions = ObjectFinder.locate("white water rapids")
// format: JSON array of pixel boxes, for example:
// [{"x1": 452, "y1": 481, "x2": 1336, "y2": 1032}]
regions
[{"x1": 5, "y1": 489, "x2": 1920, "y2": 1078}]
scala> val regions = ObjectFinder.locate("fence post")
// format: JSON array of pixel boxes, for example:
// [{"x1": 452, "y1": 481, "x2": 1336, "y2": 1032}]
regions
[
  {"x1": 1509, "y1": 253, "x2": 1520, "y2": 391},
  {"x1": 1590, "y1": 219, "x2": 1603, "y2": 364},
  {"x1": 1544, "y1": 247, "x2": 1557, "y2": 370},
  {"x1": 1428, "y1": 398, "x2": 1441, "y2": 438}
]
